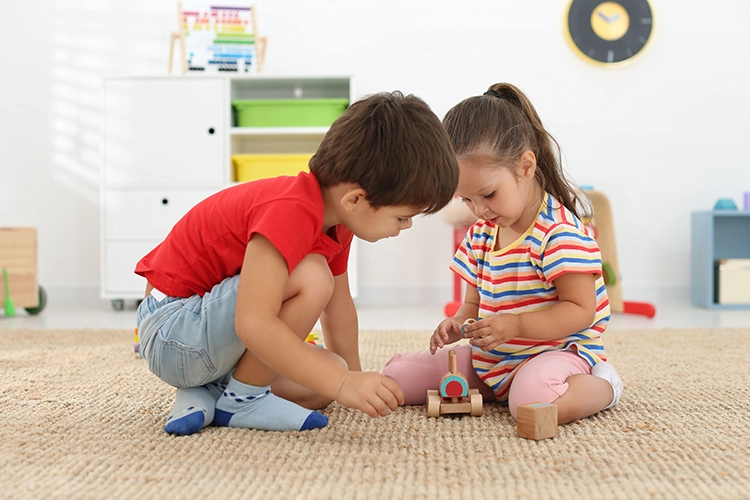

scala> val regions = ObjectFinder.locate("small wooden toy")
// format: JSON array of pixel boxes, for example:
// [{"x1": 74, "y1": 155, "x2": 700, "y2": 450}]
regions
[
  {"x1": 426, "y1": 350, "x2": 483, "y2": 417},
  {"x1": 516, "y1": 402, "x2": 558, "y2": 440},
  {"x1": 305, "y1": 332, "x2": 324, "y2": 347},
  {"x1": 460, "y1": 318, "x2": 476, "y2": 338}
]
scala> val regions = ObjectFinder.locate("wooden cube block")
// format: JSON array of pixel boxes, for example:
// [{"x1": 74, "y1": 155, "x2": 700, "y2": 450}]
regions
[{"x1": 517, "y1": 402, "x2": 558, "y2": 440}]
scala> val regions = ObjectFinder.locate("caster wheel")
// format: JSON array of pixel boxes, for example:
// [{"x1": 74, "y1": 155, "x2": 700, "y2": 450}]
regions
[
  {"x1": 24, "y1": 286, "x2": 47, "y2": 315},
  {"x1": 111, "y1": 299, "x2": 125, "y2": 311},
  {"x1": 470, "y1": 389, "x2": 483, "y2": 417}
]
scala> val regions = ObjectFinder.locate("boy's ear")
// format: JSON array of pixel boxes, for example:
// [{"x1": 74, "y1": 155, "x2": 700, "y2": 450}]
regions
[
  {"x1": 518, "y1": 150, "x2": 537, "y2": 179},
  {"x1": 340, "y1": 187, "x2": 368, "y2": 212}
]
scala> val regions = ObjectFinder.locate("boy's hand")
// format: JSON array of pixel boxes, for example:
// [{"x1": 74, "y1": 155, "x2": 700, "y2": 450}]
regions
[
  {"x1": 430, "y1": 318, "x2": 464, "y2": 354},
  {"x1": 335, "y1": 371, "x2": 404, "y2": 417},
  {"x1": 462, "y1": 314, "x2": 521, "y2": 351}
]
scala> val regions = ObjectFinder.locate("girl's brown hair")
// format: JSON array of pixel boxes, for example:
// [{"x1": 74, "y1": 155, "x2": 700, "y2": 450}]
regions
[
  {"x1": 442, "y1": 83, "x2": 586, "y2": 219},
  {"x1": 310, "y1": 91, "x2": 458, "y2": 214}
]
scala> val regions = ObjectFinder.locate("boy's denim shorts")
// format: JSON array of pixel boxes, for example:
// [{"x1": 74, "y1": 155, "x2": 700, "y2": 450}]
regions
[{"x1": 135, "y1": 275, "x2": 245, "y2": 388}]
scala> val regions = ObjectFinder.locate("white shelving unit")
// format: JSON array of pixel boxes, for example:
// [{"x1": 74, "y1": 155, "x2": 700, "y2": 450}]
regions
[{"x1": 101, "y1": 75, "x2": 356, "y2": 309}]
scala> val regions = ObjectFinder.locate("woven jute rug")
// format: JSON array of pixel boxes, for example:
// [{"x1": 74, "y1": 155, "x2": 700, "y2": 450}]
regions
[{"x1": 1, "y1": 327, "x2": 748, "y2": 499}]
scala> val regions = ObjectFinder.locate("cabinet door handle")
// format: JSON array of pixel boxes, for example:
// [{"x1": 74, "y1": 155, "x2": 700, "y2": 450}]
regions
[
  {"x1": 161, "y1": 198, "x2": 169, "y2": 206},
  {"x1": 208, "y1": 127, "x2": 215, "y2": 135}
]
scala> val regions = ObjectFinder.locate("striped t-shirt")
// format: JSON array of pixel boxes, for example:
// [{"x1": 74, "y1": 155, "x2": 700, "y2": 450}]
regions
[{"x1": 451, "y1": 193, "x2": 610, "y2": 401}]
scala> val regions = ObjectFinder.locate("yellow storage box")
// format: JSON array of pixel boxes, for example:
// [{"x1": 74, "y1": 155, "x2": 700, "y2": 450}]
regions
[{"x1": 232, "y1": 154, "x2": 313, "y2": 182}]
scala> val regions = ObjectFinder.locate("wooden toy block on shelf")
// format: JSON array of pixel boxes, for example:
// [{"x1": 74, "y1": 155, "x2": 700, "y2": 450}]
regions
[
  {"x1": 516, "y1": 402, "x2": 558, "y2": 440},
  {"x1": 426, "y1": 349, "x2": 483, "y2": 417}
]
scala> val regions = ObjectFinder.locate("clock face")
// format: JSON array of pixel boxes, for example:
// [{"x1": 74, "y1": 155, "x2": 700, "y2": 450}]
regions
[{"x1": 566, "y1": 0, "x2": 654, "y2": 66}]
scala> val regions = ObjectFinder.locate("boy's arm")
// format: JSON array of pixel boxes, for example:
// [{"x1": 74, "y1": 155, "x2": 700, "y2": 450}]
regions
[
  {"x1": 234, "y1": 234, "x2": 401, "y2": 415},
  {"x1": 234, "y1": 234, "x2": 347, "y2": 398},
  {"x1": 319, "y1": 272, "x2": 362, "y2": 371}
]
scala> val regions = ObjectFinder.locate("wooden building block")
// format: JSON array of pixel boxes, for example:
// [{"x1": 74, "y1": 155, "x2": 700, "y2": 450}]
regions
[
  {"x1": 517, "y1": 402, "x2": 558, "y2": 440},
  {"x1": 0, "y1": 228, "x2": 38, "y2": 308}
]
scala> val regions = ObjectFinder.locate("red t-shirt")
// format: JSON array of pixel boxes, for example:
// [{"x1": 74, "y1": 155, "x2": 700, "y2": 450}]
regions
[{"x1": 134, "y1": 172, "x2": 353, "y2": 298}]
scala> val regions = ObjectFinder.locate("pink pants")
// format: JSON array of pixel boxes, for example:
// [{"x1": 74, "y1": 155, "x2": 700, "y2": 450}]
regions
[{"x1": 382, "y1": 345, "x2": 590, "y2": 420}]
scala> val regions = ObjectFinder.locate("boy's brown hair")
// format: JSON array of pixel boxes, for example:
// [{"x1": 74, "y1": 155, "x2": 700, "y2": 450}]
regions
[{"x1": 309, "y1": 91, "x2": 458, "y2": 214}]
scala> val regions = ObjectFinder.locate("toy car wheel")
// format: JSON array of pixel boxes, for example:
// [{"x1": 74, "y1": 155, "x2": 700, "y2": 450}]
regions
[
  {"x1": 111, "y1": 299, "x2": 124, "y2": 311},
  {"x1": 470, "y1": 389, "x2": 483, "y2": 417},
  {"x1": 426, "y1": 390, "x2": 441, "y2": 417},
  {"x1": 24, "y1": 286, "x2": 47, "y2": 315}
]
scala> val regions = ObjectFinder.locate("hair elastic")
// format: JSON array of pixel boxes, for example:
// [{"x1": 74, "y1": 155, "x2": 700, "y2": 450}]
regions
[{"x1": 483, "y1": 89, "x2": 501, "y2": 98}]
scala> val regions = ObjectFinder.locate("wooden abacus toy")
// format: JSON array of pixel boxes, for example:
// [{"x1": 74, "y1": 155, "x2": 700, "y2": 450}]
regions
[{"x1": 426, "y1": 349, "x2": 483, "y2": 417}]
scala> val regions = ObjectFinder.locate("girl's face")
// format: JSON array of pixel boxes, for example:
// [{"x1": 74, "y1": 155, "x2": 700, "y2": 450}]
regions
[{"x1": 456, "y1": 152, "x2": 541, "y2": 233}]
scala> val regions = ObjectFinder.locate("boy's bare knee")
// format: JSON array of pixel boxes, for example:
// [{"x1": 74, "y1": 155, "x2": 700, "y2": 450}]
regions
[{"x1": 287, "y1": 254, "x2": 334, "y2": 305}]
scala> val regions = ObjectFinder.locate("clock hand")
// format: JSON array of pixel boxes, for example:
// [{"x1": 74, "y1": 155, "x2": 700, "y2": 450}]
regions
[
  {"x1": 611, "y1": 13, "x2": 620, "y2": 22},
  {"x1": 597, "y1": 11, "x2": 611, "y2": 22}
]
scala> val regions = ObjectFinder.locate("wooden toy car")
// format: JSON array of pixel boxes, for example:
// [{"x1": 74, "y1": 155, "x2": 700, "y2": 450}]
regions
[{"x1": 426, "y1": 349, "x2": 483, "y2": 417}]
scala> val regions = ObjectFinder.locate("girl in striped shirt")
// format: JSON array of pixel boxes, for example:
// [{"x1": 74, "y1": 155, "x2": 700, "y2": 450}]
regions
[{"x1": 383, "y1": 83, "x2": 623, "y2": 424}]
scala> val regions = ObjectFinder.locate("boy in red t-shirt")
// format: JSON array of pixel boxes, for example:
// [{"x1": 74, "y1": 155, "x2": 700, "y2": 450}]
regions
[{"x1": 134, "y1": 91, "x2": 459, "y2": 435}]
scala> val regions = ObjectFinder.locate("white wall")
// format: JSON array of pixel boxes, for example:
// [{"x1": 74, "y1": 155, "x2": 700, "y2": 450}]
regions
[{"x1": 1, "y1": 0, "x2": 749, "y2": 306}]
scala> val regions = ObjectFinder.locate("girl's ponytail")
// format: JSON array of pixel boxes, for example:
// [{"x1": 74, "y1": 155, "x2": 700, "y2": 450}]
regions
[{"x1": 483, "y1": 83, "x2": 587, "y2": 219}]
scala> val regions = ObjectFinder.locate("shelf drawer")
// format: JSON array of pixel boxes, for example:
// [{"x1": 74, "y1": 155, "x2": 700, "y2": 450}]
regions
[{"x1": 104, "y1": 189, "x2": 217, "y2": 241}]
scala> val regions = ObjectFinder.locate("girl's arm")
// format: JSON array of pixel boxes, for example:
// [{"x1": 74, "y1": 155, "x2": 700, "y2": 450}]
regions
[
  {"x1": 430, "y1": 284, "x2": 481, "y2": 353},
  {"x1": 319, "y1": 272, "x2": 362, "y2": 371},
  {"x1": 517, "y1": 273, "x2": 597, "y2": 340},
  {"x1": 465, "y1": 273, "x2": 597, "y2": 350},
  {"x1": 454, "y1": 284, "x2": 481, "y2": 324}
]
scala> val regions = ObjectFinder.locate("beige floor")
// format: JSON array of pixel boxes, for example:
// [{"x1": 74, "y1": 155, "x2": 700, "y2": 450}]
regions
[{"x1": 1, "y1": 289, "x2": 749, "y2": 331}]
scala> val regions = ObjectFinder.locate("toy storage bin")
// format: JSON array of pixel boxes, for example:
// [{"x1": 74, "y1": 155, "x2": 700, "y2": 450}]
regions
[
  {"x1": 232, "y1": 98, "x2": 349, "y2": 127},
  {"x1": 232, "y1": 154, "x2": 313, "y2": 182},
  {"x1": 715, "y1": 258, "x2": 750, "y2": 304}
]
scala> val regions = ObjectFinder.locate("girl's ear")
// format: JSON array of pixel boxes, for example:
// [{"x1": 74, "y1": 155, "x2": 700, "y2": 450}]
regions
[
  {"x1": 518, "y1": 150, "x2": 537, "y2": 180},
  {"x1": 340, "y1": 188, "x2": 368, "y2": 212}
]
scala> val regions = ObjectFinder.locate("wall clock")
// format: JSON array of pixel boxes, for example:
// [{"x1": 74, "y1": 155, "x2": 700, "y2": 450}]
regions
[{"x1": 565, "y1": 0, "x2": 654, "y2": 66}]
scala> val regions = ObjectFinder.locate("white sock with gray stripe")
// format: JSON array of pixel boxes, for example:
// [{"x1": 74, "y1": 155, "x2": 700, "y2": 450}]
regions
[
  {"x1": 213, "y1": 376, "x2": 328, "y2": 431},
  {"x1": 163, "y1": 382, "x2": 225, "y2": 435}
]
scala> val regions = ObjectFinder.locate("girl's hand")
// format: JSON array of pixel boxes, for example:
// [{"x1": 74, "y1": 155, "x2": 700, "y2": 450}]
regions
[
  {"x1": 430, "y1": 318, "x2": 464, "y2": 354},
  {"x1": 462, "y1": 314, "x2": 522, "y2": 351}
]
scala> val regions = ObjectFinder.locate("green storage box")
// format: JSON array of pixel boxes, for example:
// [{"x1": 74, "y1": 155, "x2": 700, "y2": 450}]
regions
[{"x1": 233, "y1": 98, "x2": 349, "y2": 127}]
